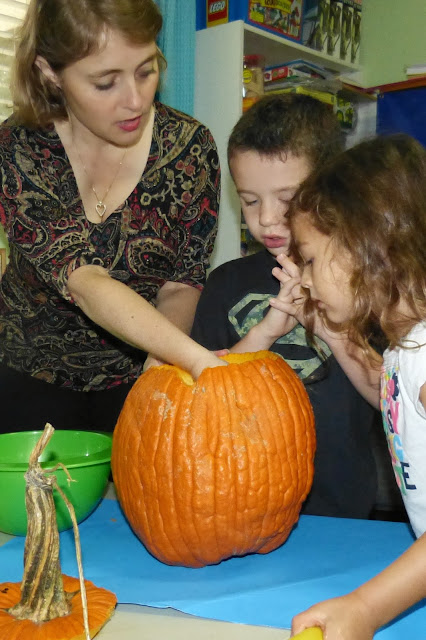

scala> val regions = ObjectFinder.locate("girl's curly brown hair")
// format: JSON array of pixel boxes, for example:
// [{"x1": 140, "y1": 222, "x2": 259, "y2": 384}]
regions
[{"x1": 288, "y1": 133, "x2": 426, "y2": 357}]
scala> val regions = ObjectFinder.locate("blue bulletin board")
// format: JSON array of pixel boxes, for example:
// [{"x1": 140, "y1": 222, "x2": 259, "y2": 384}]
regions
[{"x1": 376, "y1": 86, "x2": 426, "y2": 147}]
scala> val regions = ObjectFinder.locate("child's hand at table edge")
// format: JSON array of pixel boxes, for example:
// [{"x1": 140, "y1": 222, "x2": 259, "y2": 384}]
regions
[{"x1": 291, "y1": 592, "x2": 376, "y2": 640}]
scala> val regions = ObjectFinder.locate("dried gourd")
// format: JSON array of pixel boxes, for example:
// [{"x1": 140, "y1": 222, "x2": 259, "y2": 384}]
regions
[{"x1": 0, "y1": 423, "x2": 117, "y2": 639}]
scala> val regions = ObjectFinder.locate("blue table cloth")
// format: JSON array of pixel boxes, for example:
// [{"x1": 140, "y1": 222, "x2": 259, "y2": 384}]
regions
[{"x1": 1, "y1": 498, "x2": 425, "y2": 638}]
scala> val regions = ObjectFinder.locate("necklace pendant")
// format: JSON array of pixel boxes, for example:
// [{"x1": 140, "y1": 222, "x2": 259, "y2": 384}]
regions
[{"x1": 95, "y1": 201, "x2": 107, "y2": 218}]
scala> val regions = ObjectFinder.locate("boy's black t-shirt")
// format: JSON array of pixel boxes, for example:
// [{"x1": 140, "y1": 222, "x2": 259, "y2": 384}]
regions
[{"x1": 191, "y1": 249, "x2": 378, "y2": 519}]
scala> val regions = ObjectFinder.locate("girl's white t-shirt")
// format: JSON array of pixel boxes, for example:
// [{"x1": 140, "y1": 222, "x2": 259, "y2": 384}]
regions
[{"x1": 381, "y1": 321, "x2": 426, "y2": 538}]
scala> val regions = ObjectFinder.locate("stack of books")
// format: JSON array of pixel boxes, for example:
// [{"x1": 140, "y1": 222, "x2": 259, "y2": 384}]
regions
[{"x1": 263, "y1": 59, "x2": 336, "y2": 92}]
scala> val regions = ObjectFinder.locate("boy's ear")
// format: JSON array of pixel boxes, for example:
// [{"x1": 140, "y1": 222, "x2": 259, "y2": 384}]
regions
[{"x1": 35, "y1": 55, "x2": 61, "y2": 87}]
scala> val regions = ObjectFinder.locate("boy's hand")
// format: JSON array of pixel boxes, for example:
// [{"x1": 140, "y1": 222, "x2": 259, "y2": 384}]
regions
[
  {"x1": 228, "y1": 256, "x2": 306, "y2": 353},
  {"x1": 247, "y1": 254, "x2": 304, "y2": 345},
  {"x1": 269, "y1": 254, "x2": 305, "y2": 326}
]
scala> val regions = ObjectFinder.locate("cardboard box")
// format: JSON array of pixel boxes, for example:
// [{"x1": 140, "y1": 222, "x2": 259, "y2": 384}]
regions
[
  {"x1": 266, "y1": 84, "x2": 356, "y2": 130},
  {"x1": 264, "y1": 58, "x2": 335, "y2": 85},
  {"x1": 301, "y1": 0, "x2": 362, "y2": 62},
  {"x1": 351, "y1": 0, "x2": 362, "y2": 65},
  {"x1": 197, "y1": 0, "x2": 304, "y2": 43},
  {"x1": 205, "y1": 0, "x2": 229, "y2": 27},
  {"x1": 327, "y1": 0, "x2": 342, "y2": 59},
  {"x1": 302, "y1": 0, "x2": 330, "y2": 54},
  {"x1": 339, "y1": 0, "x2": 352, "y2": 63}
]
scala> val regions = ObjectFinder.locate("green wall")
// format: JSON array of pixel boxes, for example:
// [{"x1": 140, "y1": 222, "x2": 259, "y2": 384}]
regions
[{"x1": 361, "y1": 0, "x2": 426, "y2": 87}]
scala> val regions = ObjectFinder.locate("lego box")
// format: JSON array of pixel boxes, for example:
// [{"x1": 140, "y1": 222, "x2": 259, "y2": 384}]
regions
[{"x1": 197, "y1": 0, "x2": 305, "y2": 43}]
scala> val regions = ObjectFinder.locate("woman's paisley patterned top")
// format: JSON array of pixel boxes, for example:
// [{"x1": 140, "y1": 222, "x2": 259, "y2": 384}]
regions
[{"x1": 0, "y1": 102, "x2": 220, "y2": 391}]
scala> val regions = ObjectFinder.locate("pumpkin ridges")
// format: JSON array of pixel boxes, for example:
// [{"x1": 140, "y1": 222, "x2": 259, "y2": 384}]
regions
[
  {"x1": 120, "y1": 369, "x2": 198, "y2": 565},
  {"x1": 129, "y1": 369, "x2": 171, "y2": 557},
  {"x1": 289, "y1": 362, "x2": 316, "y2": 500},
  {"x1": 221, "y1": 361, "x2": 263, "y2": 557},
  {"x1": 230, "y1": 360, "x2": 273, "y2": 553},
  {"x1": 214, "y1": 356, "x2": 308, "y2": 558},
  {"x1": 225, "y1": 354, "x2": 312, "y2": 553},
  {"x1": 128, "y1": 369, "x2": 204, "y2": 566},
  {"x1": 205, "y1": 364, "x2": 238, "y2": 563},
  {"x1": 267, "y1": 361, "x2": 296, "y2": 523},
  {"x1": 214, "y1": 363, "x2": 242, "y2": 557},
  {"x1": 112, "y1": 376, "x2": 150, "y2": 546},
  {"x1": 112, "y1": 351, "x2": 316, "y2": 568},
  {"x1": 246, "y1": 358, "x2": 302, "y2": 550},
  {"x1": 257, "y1": 356, "x2": 314, "y2": 550},
  {"x1": 150, "y1": 372, "x2": 184, "y2": 562},
  {"x1": 198, "y1": 358, "x2": 306, "y2": 559},
  {"x1": 225, "y1": 355, "x2": 312, "y2": 556},
  {"x1": 276, "y1": 358, "x2": 315, "y2": 503},
  {"x1": 268, "y1": 360, "x2": 302, "y2": 511},
  {"x1": 204, "y1": 367, "x2": 224, "y2": 562},
  {"x1": 282, "y1": 363, "x2": 316, "y2": 503},
  {"x1": 190, "y1": 362, "x2": 243, "y2": 566},
  {"x1": 177, "y1": 375, "x2": 214, "y2": 566},
  {"x1": 133, "y1": 371, "x2": 164, "y2": 551},
  {"x1": 229, "y1": 363, "x2": 260, "y2": 555},
  {"x1": 187, "y1": 367, "x2": 222, "y2": 565},
  {"x1": 166, "y1": 373, "x2": 201, "y2": 565},
  {"x1": 248, "y1": 359, "x2": 290, "y2": 547},
  {"x1": 231, "y1": 364, "x2": 253, "y2": 554}
]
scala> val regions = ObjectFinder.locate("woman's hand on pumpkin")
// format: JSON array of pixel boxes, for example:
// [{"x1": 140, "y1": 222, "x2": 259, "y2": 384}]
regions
[
  {"x1": 144, "y1": 349, "x2": 227, "y2": 379},
  {"x1": 143, "y1": 354, "x2": 166, "y2": 371},
  {"x1": 190, "y1": 350, "x2": 228, "y2": 379},
  {"x1": 214, "y1": 349, "x2": 230, "y2": 357},
  {"x1": 291, "y1": 593, "x2": 376, "y2": 640}
]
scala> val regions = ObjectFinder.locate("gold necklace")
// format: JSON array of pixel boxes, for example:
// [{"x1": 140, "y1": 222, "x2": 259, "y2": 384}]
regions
[{"x1": 73, "y1": 142, "x2": 127, "y2": 219}]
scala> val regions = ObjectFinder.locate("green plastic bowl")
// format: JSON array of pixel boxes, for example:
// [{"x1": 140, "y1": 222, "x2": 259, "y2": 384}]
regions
[{"x1": 0, "y1": 430, "x2": 112, "y2": 536}]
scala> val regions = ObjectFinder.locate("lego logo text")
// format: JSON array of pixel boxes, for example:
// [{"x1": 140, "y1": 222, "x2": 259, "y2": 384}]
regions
[{"x1": 209, "y1": 1, "x2": 226, "y2": 13}]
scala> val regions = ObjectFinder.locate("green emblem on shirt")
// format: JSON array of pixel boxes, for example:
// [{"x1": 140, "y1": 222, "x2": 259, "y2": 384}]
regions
[{"x1": 228, "y1": 293, "x2": 331, "y2": 381}]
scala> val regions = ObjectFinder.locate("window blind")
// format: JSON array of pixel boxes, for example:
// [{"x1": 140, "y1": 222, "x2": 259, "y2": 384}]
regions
[{"x1": 0, "y1": 0, "x2": 29, "y2": 122}]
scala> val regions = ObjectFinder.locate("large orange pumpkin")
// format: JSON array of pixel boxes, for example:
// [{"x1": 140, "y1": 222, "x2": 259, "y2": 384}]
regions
[{"x1": 112, "y1": 351, "x2": 315, "y2": 568}]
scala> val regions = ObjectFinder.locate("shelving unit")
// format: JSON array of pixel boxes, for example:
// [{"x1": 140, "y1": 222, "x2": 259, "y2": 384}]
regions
[
  {"x1": 194, "y1": 20, "x2": 361, "y2": 270},
  {"x1": 243, "y1": 23, "x2": 360, "y2": 74}
]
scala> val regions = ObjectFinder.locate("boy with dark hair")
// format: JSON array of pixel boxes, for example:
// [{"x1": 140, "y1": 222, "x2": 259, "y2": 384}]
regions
[{"x1": 191, "y1": 93, "x2": 379, "y2": 518}]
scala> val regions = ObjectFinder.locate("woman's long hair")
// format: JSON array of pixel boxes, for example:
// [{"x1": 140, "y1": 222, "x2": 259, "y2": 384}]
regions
[{"x1": 10, "y1": 0, "x2": 164, "y2": 127}]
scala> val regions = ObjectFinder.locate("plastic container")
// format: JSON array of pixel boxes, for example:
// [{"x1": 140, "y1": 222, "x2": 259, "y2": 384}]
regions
[
  {"x1": 0, "y1": 430, "x2": 112, "y2": 535},
  {"x1": 243, "y1": 53, "x2": 265, "y2": 97}
]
